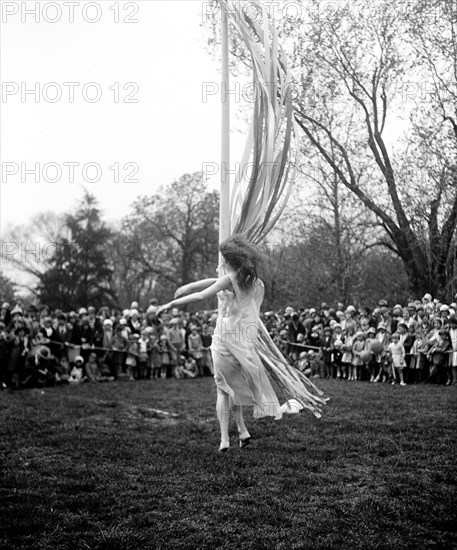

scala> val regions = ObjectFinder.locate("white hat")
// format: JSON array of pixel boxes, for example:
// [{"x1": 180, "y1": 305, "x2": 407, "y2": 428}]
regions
[
  {"x1": 78, "y1": 307, "x2": 87, "y2": 315},
  {"x1": 440, "y1": 304, "x2": 449, "y2": 312},
  {"x1": 130, "y1": 309, "x2": 139, "y2": 317},
  {"x1": 147, "y1": 305, "x2": 157, "y2": 314},
  {"x1": 74, "y1": 355, "x2": 84, "y2": 363},
  {"x1": 309, "y1": 308, "x2": 316, "y2": 315},
  {"x1": 119, "y1": 318, "x2": 127, "y2": 325},
  {"x1": 122, "y1": 309, "x2": 131, "y2": 317},
  {"x1": 130, "y1": 301, "x2": 139, "y2": 309},
  {"x1": 11, "y1": 305, "x2": 23, "y2": 316},
  {"x1": 346, "y1": 305, "x2": 356, "y2": 313},
  {"x1": 103, "y1": 319, "x2": 113, "y2": 326},
  {"x1": 422, "y1": 293, "x2": 432, "y2": 302}
]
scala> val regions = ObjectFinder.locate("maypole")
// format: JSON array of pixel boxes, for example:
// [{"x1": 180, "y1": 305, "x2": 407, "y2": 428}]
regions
[{"x1": 220, "y1": 1, "x2": 231, "y2": 244}]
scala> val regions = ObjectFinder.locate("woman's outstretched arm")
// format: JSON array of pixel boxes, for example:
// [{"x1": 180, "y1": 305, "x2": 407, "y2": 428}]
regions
[
  {"x1": 157, "y1": 276, "x2": 232, "y2": 315},
  {"x1": 174, "y1": 278, "x2": 218, "y2": 299}
]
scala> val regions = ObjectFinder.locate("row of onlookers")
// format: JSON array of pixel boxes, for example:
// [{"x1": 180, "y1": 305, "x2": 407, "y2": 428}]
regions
[{"x1": 1, "y1": 293, "x2": 456, "y2": 389}]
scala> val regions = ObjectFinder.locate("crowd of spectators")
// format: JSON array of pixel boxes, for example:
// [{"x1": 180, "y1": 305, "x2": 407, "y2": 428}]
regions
[
  {"x1": 0, "y1": 300, "x2": 215, "y2": 390},
  {"x1": 270, "y1": 294, "x2": 457, "y2": 386},
  {"x1": 1, "y1": 292, "x2": 456, "y2": 391}
]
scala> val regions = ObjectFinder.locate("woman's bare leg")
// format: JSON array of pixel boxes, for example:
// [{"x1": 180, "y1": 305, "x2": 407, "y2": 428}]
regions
[{"x1": 216, "y1": 388, "x2": 230, "y2": 450}]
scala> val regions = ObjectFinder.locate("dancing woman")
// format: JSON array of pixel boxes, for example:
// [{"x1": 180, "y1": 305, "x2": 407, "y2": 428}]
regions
[{"x1": 156, "y1": 235, "x2": 326, "y2": 452}]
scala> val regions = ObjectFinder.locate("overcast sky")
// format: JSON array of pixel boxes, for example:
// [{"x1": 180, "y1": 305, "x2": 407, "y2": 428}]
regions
[{"x1": 1, "y1": 0, "x2": 249, "y2": 231}]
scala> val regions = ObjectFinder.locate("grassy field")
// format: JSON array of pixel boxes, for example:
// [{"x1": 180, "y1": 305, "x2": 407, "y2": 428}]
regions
[{"x1": 1, "y1": 378, "x2": 456, "y2": 550}]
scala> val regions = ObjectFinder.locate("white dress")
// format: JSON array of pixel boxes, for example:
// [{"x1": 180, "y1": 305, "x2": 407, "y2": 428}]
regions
[{"x1": 211, "y1": 269, "x2": 327, "y2": 419}]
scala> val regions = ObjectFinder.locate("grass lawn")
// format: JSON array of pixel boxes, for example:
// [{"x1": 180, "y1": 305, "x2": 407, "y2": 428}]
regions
[{"x1": 1, "y1": 378, "x2": 456, "y2": 550}]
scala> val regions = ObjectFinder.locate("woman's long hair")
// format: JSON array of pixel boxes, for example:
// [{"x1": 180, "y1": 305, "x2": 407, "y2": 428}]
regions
[{"x1": 219, "y1": 235, "x2": 261, "y2": 292}]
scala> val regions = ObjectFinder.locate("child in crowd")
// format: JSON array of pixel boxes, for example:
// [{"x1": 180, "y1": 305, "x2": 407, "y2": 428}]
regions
[
  {"x1": 137, "y1": 329, "x2": 150, "y2": 380},
  {"x1": 188, "y1": 326, "x2": 205, "y2": 377},
  {"x1": 351, "y1": 331, "x2": 366, "y2": 381},
  {"x1": 149, "y1": 334, "x2": 162, "y2": 379},
  {"x1": 321, "y1": 327, "x2": 333, "y2": 379},
  {"x1": 158, "y1": 334, "x2": 173, "y2": 378},
  {"x1": 375, "y1": 348, "x2": 392, "y2": 383},
  {"x1": 68, "y1": 355, "x2": 87, "y2": 384},
  {"x1": 182, "y1": 355, "x2": 198, "y2": 378},
  {"x1": 365, "y1": 327, "x2": 378, "y2": 382},
  {"x1": 341, "y1": 326, "x2": 355, "y2": 380},
  {"x1": 126, "y1": 334, "x2": 139, "y2": 380},
  {"x1": 330, "y1": 323, "x2": 344, "y2": 378},
  {"x1": 112, "y1": 324, "x2": 128, "y2": 377},
  {"x1": 409, "y1": 327, "x2": 428, "y2": 384},
  {"x1": 85, "y1": 352, "x2": 114, "y2": 382},
  {"x1": 388, "y1": 333, "x2": 407, "y2": 386}
]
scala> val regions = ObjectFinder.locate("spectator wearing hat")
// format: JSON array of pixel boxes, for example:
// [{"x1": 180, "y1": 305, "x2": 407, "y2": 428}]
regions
[
  {"x1": 68, "y1": 355, "x2": 87, "y2": 384},
  {"x1": 439, "y1": 304, "x2": 450, "y2": 324},
  {"x1": 342, "y1": 307, "x2": 357, "y2": 334},
  {"x1": 425, "y1": 318, "x2": 443, "y2": 346},
  {"x1": 158, "y1": 334, "x2": 174, "y2": 378},
  {"x1": 187, "y1": 326, "x2": 205, "y2": 377},
  {"x1": 39, "y1": 317, "x2": 58, "y2": 357},
  {"x1": 320, "y1": 302, "x2": 330, "y2": 319},
  {"x1": 54, "y1": 314, "x2": 71, "y2": 359},
  {"x1": 288, "y1": 313, "x2": 306, "y2": 360},
  {"x1": 422, "y1": 293, "x2": 433, "y2": 306},
  {"x1": 359, "y1": 307, "x2": 375, "y2": 334},
  {"x1": 425, "y1": 329, "x2": 450, "y2": 384},
  {"x1": 409, "y1": 327, "x2": 429, "y2": 384},
  {"x1": 341, "y1": 325, "x2": 355, "y2": 380},
  {"x1": 330, "y1": 323, "x2": 344, "y2": 378},
  {"x1": 67, "y1": 310, "x2": 83, "y2": 351},
  {"x1": 86, "y1": 306, "x2": 104, "y2": 352},
  {"x1": 128, "y1": 309, "x2": 142, "y2": 335},
  {"x1": 125, "y1": 334, "x2": 140, "y2": 380},
  {"x1": 391, "y1": 304, "x2": 403, "y2": 334},
  {"x1": 8, "y1": 306, "x2": 24, "y2": 335},
  {"x1": 351, "y1": 331, "x2": 366, "y2": 381},
  {"x1": 112, "y1": 323, "x2": 128, "y2": 377},
  {"x1": 321, "y1": 326, "x2": 333, "y2": 379},
  {"x1": 136, "y1": 329, "x2": 151, "y2": 380}
]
